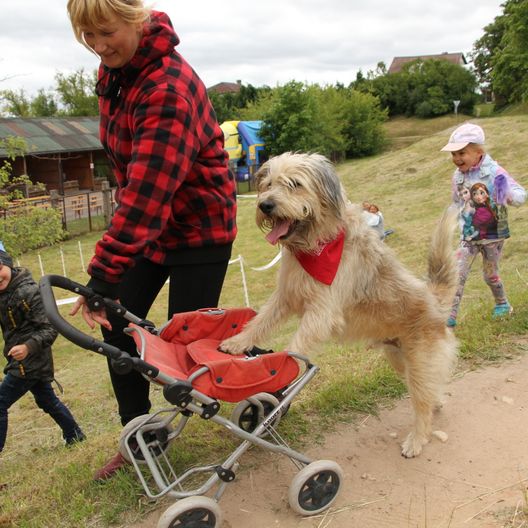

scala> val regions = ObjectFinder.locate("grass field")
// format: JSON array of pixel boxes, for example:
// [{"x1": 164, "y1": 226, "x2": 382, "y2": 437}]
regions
[{"x1": 1, "y1": 114, "x2": 528, "y2": 527}]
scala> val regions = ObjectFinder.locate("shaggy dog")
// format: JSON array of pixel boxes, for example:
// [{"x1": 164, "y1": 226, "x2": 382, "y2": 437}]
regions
[{"x1": 220, "y1": 152, "x2": 458, "y2": 458}]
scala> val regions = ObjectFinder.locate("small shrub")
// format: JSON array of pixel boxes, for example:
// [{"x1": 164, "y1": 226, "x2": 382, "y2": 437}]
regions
[{"x1": 0, "y1": 207, "x2": 65, "y2": 256}]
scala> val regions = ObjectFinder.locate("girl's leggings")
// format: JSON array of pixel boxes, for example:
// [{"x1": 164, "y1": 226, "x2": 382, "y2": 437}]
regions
[{"x1": 450, "y1": 240, "x2": 507, "y2": 320}]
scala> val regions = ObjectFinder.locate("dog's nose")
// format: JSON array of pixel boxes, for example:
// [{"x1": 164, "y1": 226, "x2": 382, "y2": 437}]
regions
[{"x1": 259, "y1": 200, "x2": 275, "y2": 215}]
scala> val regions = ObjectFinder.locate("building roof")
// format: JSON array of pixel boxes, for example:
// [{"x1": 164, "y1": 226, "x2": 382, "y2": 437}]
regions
[
  {"x1": 207, "y1": 81, "x2": 242, "y2": 95},
  {"x1": 0, "y1": 117, "x2": 102, "y2": 157},
  {"x1": 388, "y1": 52, "x2": 467, "y2": 74}
]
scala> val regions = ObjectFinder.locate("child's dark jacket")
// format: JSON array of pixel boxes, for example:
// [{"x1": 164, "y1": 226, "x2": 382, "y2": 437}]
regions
[{"x1": 0, "y1": 268, "x2": 57, "y2": 380}]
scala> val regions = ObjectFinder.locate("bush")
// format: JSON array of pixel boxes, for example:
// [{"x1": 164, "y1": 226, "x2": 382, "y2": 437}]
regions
[{"x1": 0, "y1": 207, "x2": 65, "y2": 256}]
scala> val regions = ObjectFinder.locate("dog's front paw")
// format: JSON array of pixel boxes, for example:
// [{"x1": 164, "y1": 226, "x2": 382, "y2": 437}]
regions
[
  {"x1": 219, "y1": 335, "x2": 253, "y2": 355},
  {"x1": 401, "y1": 432, "x2": 428, "y2": 458}
]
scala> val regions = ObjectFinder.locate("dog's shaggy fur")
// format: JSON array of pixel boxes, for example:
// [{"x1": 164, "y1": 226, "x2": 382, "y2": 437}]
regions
[{"x1": 221, "y1": 152, "x2": 459, "y2": 457}]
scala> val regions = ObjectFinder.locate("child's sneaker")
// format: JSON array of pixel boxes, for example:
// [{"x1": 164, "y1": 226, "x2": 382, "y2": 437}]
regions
[
  {"x1": 65, "y1": 429, "x2": 86, "y2": 447},
  {"x1": 492, "y1": 302, "x2": 513, "y2": 318},
  {"x1": 446, "y1": 317, "x2": 457, "y2": 327}
]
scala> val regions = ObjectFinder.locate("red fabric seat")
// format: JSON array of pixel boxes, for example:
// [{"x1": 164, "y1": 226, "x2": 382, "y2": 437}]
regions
[{"x1": 128, "y1": 308, "x2": 300, "y2": 403}]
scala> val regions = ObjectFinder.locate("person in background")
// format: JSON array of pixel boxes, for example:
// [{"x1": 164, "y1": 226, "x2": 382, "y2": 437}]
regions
[
  {"x1": 361, "y1": 202, "x2": 386, "y2": 239},
  {"x1": 0, "y1": 249, "x2": 85, "y2": 453},
  {"x1": 368, "y1": 204, "x2": 385, "y2": 239},
  {"x1": 441, "y1": 123, "x2": 526, "y2": 327},
  {"x1": 66, "y1": 0, "x2": 237, "y2": 480}
]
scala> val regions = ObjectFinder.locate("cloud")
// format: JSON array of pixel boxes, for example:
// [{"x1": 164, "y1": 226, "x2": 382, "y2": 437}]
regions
[{"x1": 0, "y1": 0, "x2": 504, "y2": 95}]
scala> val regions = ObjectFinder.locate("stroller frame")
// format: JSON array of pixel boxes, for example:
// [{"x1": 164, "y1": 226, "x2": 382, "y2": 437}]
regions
[{"x1": 40, "y1": 274, "x2": 343, "y2": 528}]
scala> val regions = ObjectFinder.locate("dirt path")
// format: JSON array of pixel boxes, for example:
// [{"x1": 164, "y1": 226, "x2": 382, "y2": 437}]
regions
[{"x1": 133, "y1": 354, "x2": 528, "y2": 528}]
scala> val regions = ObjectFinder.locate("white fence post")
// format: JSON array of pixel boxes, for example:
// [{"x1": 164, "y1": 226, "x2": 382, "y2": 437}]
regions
[
  {"x1": 60, "y1": 247, "x2": 67, "y2": 277},
  {"x1": 78, "y1": 241, "x2": 85, "y2": 272},
  {"x1": 37, "y1": 254, "x2": 44, "y2": 277},
  {"x1": 238, "y1": 255, "x2": 250, "y2": 308}
]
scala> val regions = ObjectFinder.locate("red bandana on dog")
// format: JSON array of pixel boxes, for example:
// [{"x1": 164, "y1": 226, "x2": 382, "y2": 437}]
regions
[{"x1": 294, "y1": 230, "x2": 345, "y2": 285}]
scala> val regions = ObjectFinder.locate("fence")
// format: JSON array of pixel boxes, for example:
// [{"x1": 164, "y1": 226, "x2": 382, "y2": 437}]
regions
[
  {"x1": 16, "y1": 239, "x2": 280, "y2": 310},
  {"x1": 0, "y1": 182, "x2": 116, "y2": 236},
  {"x1": 2, "y1": 178, "x2": 256, "y2": 237},
  {"x1": 52, "y1": 181, "x2": 116, "y2": 234}
]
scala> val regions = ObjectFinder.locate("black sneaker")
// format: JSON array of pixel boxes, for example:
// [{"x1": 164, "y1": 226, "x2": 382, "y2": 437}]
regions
[{"x1": 65, "y1": 430, "x2": 86, "y2": 446}]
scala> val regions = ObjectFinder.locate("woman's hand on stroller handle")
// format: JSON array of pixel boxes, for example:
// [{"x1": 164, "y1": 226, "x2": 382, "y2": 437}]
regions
[{"x1": 70, "y1": 295, "x2": 113, "y2": 331}]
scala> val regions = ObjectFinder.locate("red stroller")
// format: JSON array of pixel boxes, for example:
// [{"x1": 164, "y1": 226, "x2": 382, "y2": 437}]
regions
[{"x1": 40, "y1": 275, "x2": 343, "y2": 528}]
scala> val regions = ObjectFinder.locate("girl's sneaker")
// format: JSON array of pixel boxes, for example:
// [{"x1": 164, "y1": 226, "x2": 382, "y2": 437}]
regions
[
  {"x1": 492, "y1": 302, "x2": 513, "y2": 318},
  {"x1": 446, "y1": 317, "x2": 457, "y2": 327}
]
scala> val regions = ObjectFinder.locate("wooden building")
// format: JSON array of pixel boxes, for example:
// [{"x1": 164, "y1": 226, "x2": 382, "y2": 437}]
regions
[{"x1": 0, "y1": 117, "x2": 112, "y2": 196}]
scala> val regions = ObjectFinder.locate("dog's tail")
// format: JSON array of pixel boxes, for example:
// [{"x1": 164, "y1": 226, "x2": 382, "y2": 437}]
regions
[{"x1": 427, "y1": 206, "x2": 458, "y2": 309}]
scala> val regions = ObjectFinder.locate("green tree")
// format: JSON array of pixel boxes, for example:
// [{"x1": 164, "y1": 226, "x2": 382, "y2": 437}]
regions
[
  {"x1": 55, "y1": 68, "x2": 98, "y2": 116},
  {"x1": 30, "y1": 89, "x2": 58, "y2": 117},
  {"x1": 309, "y1": 85, "x2": 349, "y2": 160},
  {"x1": 471, "y1": 12, "x2": 508, "y2": 97},
  {"x1": 310, "y1": 86, "x2": 387, "y2": 159},
  {"x1": 471, "y1": 0, "x2": 528, "y2": 106},
  {"x1": 1, "y1": 88, "x2": 58, "y2": 117},
  {"x1": 1, "y1": 70, "x2": 96, "y2": 117},
  {"x1": 0, "y1": 89, "x2": 31, "y2": 117},
  {"x1": 209, "y1": 83, "x2": 270, "y2": 123},
  {"x1": 362, "y1": 59, "x2": 477, "y2": 117},
  {"x1": 256, "y1": 82, "x2": 386, "y2": 160},
  {"x1": 341, "y1": 89, "x2": 387, "y2": 157},
  {"x1": 259, "y1": 81, "x2": 320, "y2": 155},
  {"x1": 238, "y1": 89, "x2": 275, "y2": 121},
  {"x1": 490, "y1": 0, "x2": 528, "y2": 105}
]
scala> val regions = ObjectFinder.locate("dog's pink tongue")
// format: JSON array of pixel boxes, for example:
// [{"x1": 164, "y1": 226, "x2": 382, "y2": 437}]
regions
[{"x1": 266, "y1": 220, "x2": 291, "y2": 245}]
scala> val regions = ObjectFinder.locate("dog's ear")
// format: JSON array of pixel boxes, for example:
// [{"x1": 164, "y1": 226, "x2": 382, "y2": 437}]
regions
[
  {"x1": 254, "y1": 163, "x2": 269, "y2": 190},
  {"x1": 312, "y1": 155, "x2": 346, "y2": 217}
]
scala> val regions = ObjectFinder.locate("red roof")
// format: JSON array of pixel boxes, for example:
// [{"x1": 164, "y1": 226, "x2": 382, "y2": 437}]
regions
[
  {"x1": 388, "y1": 53, "x2": 466, "y2": 74},
  {"x1": 207, "y1": 81, "x2": 242, "y2": 94}
]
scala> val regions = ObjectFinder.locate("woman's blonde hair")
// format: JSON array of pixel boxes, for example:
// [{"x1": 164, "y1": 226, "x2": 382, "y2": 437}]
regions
[{"x1": 67, "y1": 0, "x2": 151, "y2": 44}]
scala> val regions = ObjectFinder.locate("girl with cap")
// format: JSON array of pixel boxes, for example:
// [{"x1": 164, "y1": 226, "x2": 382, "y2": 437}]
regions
[{"x1": 441, "y1": 123, "x2": 526, "y2": 326}]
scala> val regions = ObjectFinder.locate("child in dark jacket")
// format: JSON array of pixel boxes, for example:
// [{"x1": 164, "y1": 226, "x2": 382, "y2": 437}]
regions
[{"x1": 0, "y1": 249, "x2": 85, "y2": 452}]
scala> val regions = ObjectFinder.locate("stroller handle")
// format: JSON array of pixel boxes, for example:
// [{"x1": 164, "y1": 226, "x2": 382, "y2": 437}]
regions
[
  {"x1": 39, "y1": 274, "x2": 126, "y2": 359},
  {"x1": 38, "y1": 274, "x2": 161, "y2": 383}
]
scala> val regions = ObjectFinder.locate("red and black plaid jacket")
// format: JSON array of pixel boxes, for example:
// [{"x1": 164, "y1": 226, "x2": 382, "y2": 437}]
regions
[{"x1": 88, "y1": 11, "x2": 236, "y2": 296}]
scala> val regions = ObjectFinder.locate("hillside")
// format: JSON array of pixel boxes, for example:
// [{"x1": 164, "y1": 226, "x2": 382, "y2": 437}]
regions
[{"x1": 2, "y1": 114, "x2": 528, "y2": 528}]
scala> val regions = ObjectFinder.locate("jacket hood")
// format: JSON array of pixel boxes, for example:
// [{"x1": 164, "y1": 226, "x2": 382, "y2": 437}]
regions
[{"x1": 129, "y1": 10, "x2": 179, "y2": 75}]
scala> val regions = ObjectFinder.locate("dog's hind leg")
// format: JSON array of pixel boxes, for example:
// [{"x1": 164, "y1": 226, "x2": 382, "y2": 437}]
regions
[
  {"x1": 400, "y1": 343, "x2": 441, "y2": 458},
  {"x1": 380, "y1": 339, "x2": 405, "y2": 378}
]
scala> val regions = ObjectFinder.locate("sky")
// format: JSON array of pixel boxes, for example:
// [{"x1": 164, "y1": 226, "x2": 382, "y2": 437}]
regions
[{"x1": 0, "y1": 0, "x2": 505, "y2": 96}]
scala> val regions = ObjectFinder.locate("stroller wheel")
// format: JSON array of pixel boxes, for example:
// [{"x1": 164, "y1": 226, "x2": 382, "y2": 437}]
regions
[
  {"x1": 157, "y1": 496, "x2": 222, "y2": 528},
  {"x1": 230, "y1": 392, "x2": 281, "y2": 436},
  {"x1": 288, "y1": 460, "x2": 343, "y2": 516},
  {"x1": 118, "y1": 414, "x2": 173, "y2": 464}
]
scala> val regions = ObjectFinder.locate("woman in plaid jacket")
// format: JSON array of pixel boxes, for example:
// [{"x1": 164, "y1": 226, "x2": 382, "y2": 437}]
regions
[{"x1": 67, "y1": 0, "x2": 237, "y2": 480}]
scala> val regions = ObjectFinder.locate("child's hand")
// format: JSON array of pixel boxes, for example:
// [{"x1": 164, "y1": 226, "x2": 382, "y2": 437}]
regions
[{"x1": 8, "y1": 344, "x2": 29, "y2": 362}]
